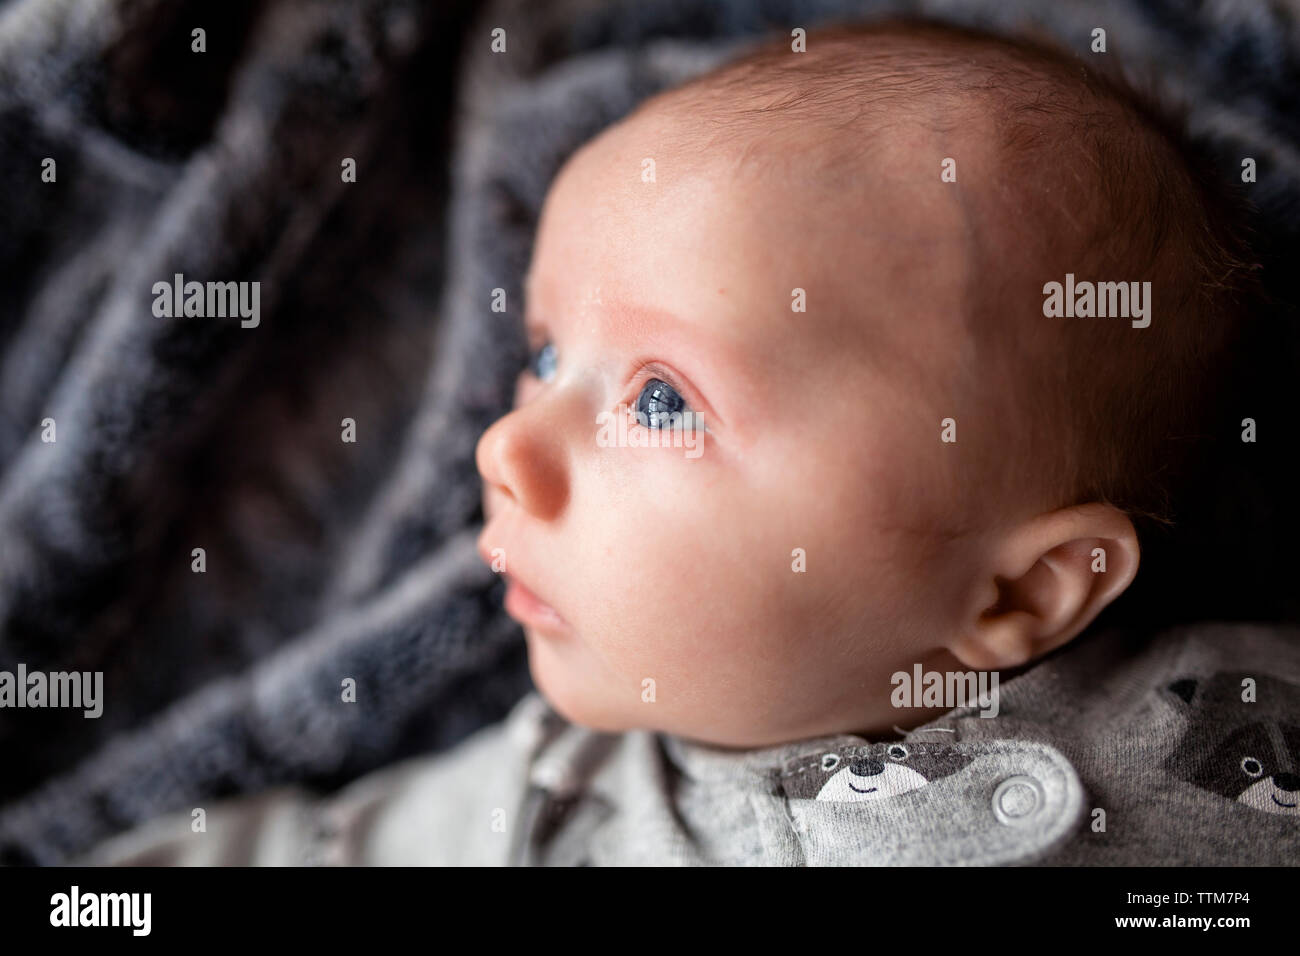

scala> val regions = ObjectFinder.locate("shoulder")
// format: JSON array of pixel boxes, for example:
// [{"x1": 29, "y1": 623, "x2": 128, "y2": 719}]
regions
[
  {"x1": 71, "y1": 783, "x2": 321, "y2": 866},
  {"x1": 316, "y1": 691, "x2": 564, "y2": 865},
  {"x1": 988, "y1": 619, "x2": 1300, "y2": 732},
  {"x1": 1021, "y1": 620, "x2": 1300, "y2": 863},
  {"x1": 75, "y1": 692, "x2": 559, "y2": 866}
]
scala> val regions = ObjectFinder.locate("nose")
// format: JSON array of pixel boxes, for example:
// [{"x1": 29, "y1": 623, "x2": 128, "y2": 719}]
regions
[
  {"x1": 475, "y1": 396, "x2": 569, "y2": 521},
  {"x1": 1273, "y1": 772, "x2": 1300, "y2": 793},
  {"x1": 850, "y1": 758, "x2": 885, "y2": 777}
]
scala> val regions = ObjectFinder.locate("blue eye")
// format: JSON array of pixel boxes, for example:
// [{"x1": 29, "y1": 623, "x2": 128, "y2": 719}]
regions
[
  {"x1": 634, "y1": 378, "x2": 690, "y2": 429},
  {"x1": 526, "y1": 342, "x2": 557, "y2": 382}
]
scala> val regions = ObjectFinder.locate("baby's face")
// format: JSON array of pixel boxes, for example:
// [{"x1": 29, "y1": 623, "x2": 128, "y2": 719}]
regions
[{"x1": 477, "y1": 101, "x2": 1001, "y2": 747}]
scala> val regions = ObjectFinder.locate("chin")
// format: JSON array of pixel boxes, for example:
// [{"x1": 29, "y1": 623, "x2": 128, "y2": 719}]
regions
[
  {"x1": 539, "y1": 687, "x2": 627, "y2": 732},
  {"x1": 527, "y1": 646, "x2": 628, "y2": 732}
]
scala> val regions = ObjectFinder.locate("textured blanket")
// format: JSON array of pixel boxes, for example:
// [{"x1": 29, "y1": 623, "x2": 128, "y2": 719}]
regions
[{"x1": 1, "y1": 0, "x2": 1297, "y2": 864}]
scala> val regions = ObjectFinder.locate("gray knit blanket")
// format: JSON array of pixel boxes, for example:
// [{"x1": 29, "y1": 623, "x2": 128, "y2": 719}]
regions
[{"x1": 1, "y1": 0, "x2": 1297, "y2": 864}]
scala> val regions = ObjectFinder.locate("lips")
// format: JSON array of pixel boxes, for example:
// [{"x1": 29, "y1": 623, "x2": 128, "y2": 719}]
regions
[{"x1": 504, "y1": 575, "x2": 569, "y2": 633}]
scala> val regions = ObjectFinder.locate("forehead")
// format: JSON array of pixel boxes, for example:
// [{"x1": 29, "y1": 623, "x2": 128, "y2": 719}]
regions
[{"x1": 526, "y1": 102, "x2": 977, "y2": 381}]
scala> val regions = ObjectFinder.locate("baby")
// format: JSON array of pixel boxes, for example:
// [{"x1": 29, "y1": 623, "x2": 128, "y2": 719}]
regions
[{"x1": 77, "y1": 21, "x2": 1299, "y2": 866}]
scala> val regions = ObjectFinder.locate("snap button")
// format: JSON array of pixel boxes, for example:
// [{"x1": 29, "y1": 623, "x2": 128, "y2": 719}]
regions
[{"x1": 992, "y1": 775, "x2": 1045, "y2": 825}]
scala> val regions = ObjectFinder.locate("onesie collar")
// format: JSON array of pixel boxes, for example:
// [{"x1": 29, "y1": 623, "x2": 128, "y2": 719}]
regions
[{"x1": 658, "y1": 709, "x2": 969, "y2": 785}]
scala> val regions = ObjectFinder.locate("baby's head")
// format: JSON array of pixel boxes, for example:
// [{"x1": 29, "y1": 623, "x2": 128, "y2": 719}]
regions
[{"x1": 475, "y1": 21, "x2": 1257, "y2": 747}]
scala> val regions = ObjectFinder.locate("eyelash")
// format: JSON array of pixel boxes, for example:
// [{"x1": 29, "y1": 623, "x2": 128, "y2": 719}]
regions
[
  {"x1": 627, "y1": 358, "x2": 690, "y2": 406},
  {"x1": 523, "y1": 340, "x2": 708, "y2": 430},
  {"x1": 524, "y1": 340, "x2": 556, "y2": 381}
]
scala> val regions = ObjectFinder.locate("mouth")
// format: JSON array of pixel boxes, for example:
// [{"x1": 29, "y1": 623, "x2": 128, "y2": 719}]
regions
[
  {"x1": 1271, "y1": 793, "x2": 1297, "y2": 808},
  {"x1": 504, "y1": 575, "x2": 569, "y2": 634},
  {"x1": 848, "y1": 782, "x2": 879, "y2": 794}
]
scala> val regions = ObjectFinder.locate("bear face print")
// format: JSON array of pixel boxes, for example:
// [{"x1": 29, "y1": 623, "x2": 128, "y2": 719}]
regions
[
  {"x1": 1164, "y1": 673, "x2": 1300, "y2": 817},
  {"x1": 781, "y1": 743, "x2": 973, "y2": 802}
]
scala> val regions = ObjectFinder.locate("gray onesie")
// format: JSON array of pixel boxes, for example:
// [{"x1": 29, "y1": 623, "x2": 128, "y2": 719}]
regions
[{"x1": 74, "y1": 621, "x2": 1300, "y2": 865}]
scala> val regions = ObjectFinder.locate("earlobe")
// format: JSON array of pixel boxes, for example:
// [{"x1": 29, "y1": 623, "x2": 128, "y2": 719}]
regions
[
  {"x1": 948, "y1": 503, "x2": 1140, "y2": 673},
  {"x1": 951, "y1": 609, "x2": 1040, "y2": 671}
]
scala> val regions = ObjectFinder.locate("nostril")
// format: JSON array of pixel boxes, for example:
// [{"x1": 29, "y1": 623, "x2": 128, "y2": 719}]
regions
[
  {"x1": 850, "y1": 757, "x2": 885, "y2": 777},
  {"x1": 488, "y1": 481, "x2": 516, "y2": 508},
  {"x1": 1272, "y1": 772, "x2": 1300, "y2": 792}
]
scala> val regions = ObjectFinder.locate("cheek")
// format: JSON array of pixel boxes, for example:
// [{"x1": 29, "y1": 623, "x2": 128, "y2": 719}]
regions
[
  {"x1": 562, "y1": 459, "x2": 768, "y2": 669},
  {"x1": 563, "y1": 447, "x2": 914, "y2": 689}
]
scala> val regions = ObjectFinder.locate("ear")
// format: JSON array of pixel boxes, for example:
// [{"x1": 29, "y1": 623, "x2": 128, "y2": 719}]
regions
[{"x1": 948, "y1": 503, "x2": 1139, "y2": 671}]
